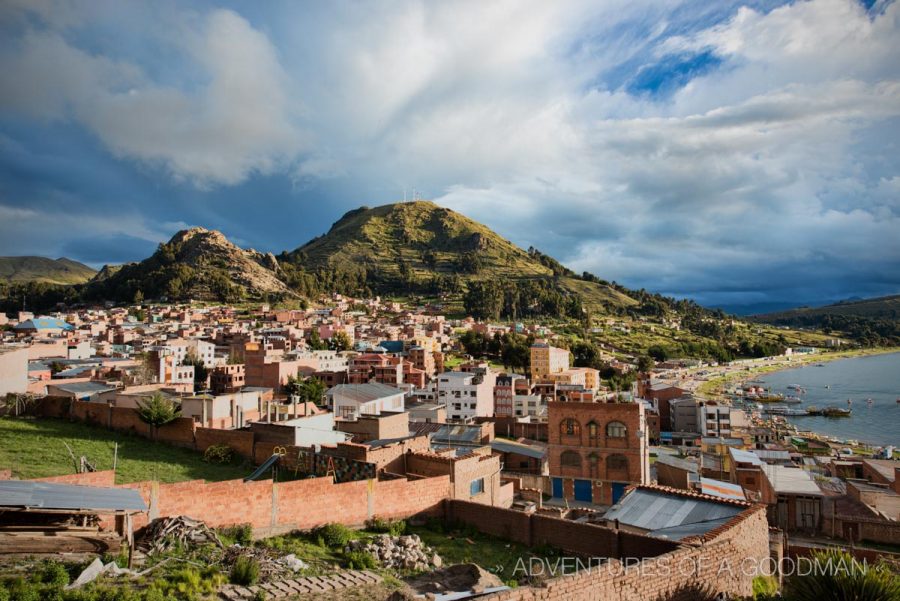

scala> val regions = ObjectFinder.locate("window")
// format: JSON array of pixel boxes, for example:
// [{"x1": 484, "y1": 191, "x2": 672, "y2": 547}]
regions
[
  {"x1": 560, "y1": 418, "x2": 580, "y2": 437},
  {"x1": 606, "y1": 421, "x2": 627, "y2": 438},
  {"x1": 607, "y1": 454, "x2": 628, "y2": 471},
  {"x1": 560, "y1": 451, "x2": 581, "y2": 468},
  {"x1": 588, "y1": 453, "x2": 599, "y2": 478},
  {"x1": 587, "y1": 421, "x2": 599, "y2": 444},
  {"x1": 470, "y1": 478, "x2": 485, "y2": 495}
]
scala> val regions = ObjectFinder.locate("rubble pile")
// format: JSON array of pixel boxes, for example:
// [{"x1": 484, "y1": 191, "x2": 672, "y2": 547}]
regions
[
  {"x1": 347, "y1": 534, "x2": 442, "y2": 571},
  {"x1": 138, "y1": 516, "x2": 224, "y2": 554}
]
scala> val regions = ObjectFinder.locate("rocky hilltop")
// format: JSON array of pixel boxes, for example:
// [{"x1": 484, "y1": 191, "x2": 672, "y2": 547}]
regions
[{"x1": 85, "y1": 227, "x2": 293, "y2": 302}]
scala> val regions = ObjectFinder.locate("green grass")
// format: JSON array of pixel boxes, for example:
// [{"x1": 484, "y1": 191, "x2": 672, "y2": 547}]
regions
[
  {"x1": 0, "y1": 417, "x2": 249, "y2": 484},
  {"x1": 408, "y1": 523, "x2": 561, "y2": 579}
]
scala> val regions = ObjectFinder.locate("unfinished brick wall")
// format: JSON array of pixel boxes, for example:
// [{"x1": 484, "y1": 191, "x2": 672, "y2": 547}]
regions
[
  {"x1": 444, "y1": 500, "x2": 681, "y2": 560},
  {"x1": 32, "y1": 470, "x2": 117, "y2": 487},
  {"x1": 154, "y1": 417, "x2": 197, "y2": 448},
  {"x1": 474, "y1": 505, "x2": 770, "y2": 601},
  {"x1": 195, "y1": 427, "x2": 255, "y2": 459},
  {"x1": 117, "y1": 474, "x2": 450, "y2": 535}
]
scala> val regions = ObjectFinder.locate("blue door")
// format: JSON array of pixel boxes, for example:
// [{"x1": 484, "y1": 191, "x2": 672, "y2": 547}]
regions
[
  {"x1": 611, "y1": 482, "x2": 626, "y2": 504},
  {"x1": 551, "y1": 477, "x2": 563, "y2": 498},
  {"x1": 574, "y1": 479, "x2": 592, "y2": 503}
]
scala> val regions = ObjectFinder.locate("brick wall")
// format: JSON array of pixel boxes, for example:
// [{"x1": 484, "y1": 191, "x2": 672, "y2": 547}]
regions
[
  {"x1": 32, "y1": 470, "x2": 117, "y2": 487},
  {"x1": 195, "y1": 427, "x2": 255, "y2": 459},
  {"x1": 0, "y1": 469, "x2": 11, "y2": 479},
  {"x1": 471, "y1": 504, "x2": 770, "y2": 601},
  {"x1": 117, "y1": 474, "x2": 449, "y2": 535},
  {"x1": 444, "y1": 500, "x2": 682, "y2": 560}
]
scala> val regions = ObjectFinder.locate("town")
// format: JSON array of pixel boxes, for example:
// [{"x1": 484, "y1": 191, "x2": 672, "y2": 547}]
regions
[{"x1": 1, "y1": 294, "x2": 897, "y2": 600}]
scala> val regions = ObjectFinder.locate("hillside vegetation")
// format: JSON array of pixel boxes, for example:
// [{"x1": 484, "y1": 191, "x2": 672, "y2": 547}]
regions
[
  {"x1": 0, "y1": 256, "x2": 95, "y2": 285},
  {"x1": 752, "y1": 295, "x2": 900, "y2": 346},
  {"x1": 0, "y1": 201, "x2": 862, "y2": 360}
]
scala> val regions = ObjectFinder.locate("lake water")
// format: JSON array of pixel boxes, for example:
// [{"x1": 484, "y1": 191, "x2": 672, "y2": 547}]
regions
[{"x1": 756, "y1": 352, "x2": 900, "y2": 447}]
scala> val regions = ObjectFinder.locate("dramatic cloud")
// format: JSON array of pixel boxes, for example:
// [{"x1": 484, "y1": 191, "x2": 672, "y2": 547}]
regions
[{"x1": 0, "y1": 0, "x2": 898, "y2": 308}]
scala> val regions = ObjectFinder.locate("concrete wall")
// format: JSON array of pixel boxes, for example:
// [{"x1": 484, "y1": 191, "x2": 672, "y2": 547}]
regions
[{"x1": 0, "y1": 346, "x2": 28, "y2": 395}]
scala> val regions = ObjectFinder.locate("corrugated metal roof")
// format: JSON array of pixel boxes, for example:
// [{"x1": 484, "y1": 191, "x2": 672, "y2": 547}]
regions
[
  {"x1": 328, "y1": 382, "x2": 403, "y2": 403},
  {"x1": 13, "y1": 317, "x2": 75, "y2": 331},
  {"x1": 761, "y1": 464, "x2": 823, "y2": 495},
  {"x1": 0, "y1": 480, "x2": 147, "y2": 512},
  {"x1": 729, "y1": 447, "x2": 764, "y2": 466},
  {"x1": 603, "y1": 488, "x2": 743, "y2": 540},
  {"x1": 655, "y1": 454, "x2": 699, "y2": 473},
  {"x1": 490, "y1": 439, "x2": 545, "y2": 460},
  {"x1": 47, "y1": 381, "x2": 116, "y2": 395},
  {"x1": 700, "y1": 478, "x2": 746, "y2": 501}
]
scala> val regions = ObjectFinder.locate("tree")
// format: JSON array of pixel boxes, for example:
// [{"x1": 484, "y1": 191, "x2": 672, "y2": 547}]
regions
[
  {"x1": 299, "y1": 377, "x2": 326, "y2": 406},
  {"x1": 133, "y1": 352, "x2": 157, "y2": 385},
  {"x1": 637, "y1": 355, "x2": 655, "y2": 372},
  {"x1": 283, "y1": 373, "x2": 303, "y2": 398},
  {"x1": 137, "y1": 392, "x2": 181, "y2": 428},
  {"x1": 307, "y1": 329, "x2": 327, "y2": 351},
  {"x1": 329, "y1": 331, "x2": 352, "y2": 352},
  {"x1": 572, "y1": 341, "x2": 603, "y2": 370},
  {"x1": 133, "y1": 289, "x2": 144, "y2": 305},
  {"x1": 181, "y1": 348, "x2": 209, "y2": 393}
]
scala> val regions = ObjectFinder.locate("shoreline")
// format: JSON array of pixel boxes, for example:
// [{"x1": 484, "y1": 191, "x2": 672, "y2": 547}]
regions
[
  {"x1": 693, "y1": 347, "x2": 900, "y2": 454},
  {"x1": 694, "y1": 346, "x2": 900, "y2": 399}
]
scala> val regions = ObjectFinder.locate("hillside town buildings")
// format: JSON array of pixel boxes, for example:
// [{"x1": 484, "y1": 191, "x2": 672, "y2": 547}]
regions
[{"x1": 1, "y1": 292, "x2": 897, "y2": 571}]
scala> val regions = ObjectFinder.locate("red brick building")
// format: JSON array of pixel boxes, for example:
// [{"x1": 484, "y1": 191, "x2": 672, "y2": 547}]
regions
[
  {"x1": 547, "y1": 400, "x2": 650, "y2": 505},
  {"x1": 210, "y1": 364, "x2": 245, "y2": 395}
]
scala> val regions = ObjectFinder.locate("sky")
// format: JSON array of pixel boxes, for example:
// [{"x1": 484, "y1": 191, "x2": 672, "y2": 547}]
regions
[{"x1": 0, "y1": 0, "x2": 898, "y2": 312}]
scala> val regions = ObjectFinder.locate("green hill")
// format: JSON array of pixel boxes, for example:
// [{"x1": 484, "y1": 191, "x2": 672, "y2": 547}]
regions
[
  {"x1": 84, "y1": 227, "x2": 294, "y2": 303},
  {"x1": 0, "y1": 256, "x2": 96, "y2": 285},
  {"x1": 751, "y1": 295, "x2": 900, "y2": 345},
  {"x1": 284, "y1": 200, "x2": 637, "y2": 313}
]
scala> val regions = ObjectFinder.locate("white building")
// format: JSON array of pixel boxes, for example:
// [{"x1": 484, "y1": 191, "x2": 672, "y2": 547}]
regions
[
  {"x1": 512, "y1": 394, "x2": 546, "y2": 418},
  {"x1": 329, "y1": 382, "x2": 405, "y2": 419},
  {"x1": 163, "y1": 338, "x2": 217, "y2": 367},
  {"x1": 437, "y1": 370, "x2": 497, "y2": 422},
  {"x1": 699, "y1": 401, "x2": 732, "y2": 438}
]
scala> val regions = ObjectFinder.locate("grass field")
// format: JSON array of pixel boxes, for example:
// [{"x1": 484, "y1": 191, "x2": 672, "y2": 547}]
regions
[{"x1": 0, "y1": 417, "x2": 249, "y2": 484}]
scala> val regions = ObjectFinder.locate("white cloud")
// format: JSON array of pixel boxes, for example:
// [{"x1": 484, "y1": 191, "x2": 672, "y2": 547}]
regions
[{"x1": 0, "y1": 7, "x2": 305, "y2": 187}]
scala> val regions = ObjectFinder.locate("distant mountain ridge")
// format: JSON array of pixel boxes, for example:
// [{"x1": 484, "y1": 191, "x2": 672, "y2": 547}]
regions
[
  {"x1": 753, "y1": 294, "x2": 900, "y2": 322},
  {"x1": 751, "y1": 294, "x2": 900, "y2": 345},
  {"x1": 0, "y1": 256, "x2": 96, "y2": 285}
]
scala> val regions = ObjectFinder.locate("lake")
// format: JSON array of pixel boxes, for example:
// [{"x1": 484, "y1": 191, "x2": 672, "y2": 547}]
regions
[{"x1": 757, "y1": 352, "x2": 900, "y2": 447}]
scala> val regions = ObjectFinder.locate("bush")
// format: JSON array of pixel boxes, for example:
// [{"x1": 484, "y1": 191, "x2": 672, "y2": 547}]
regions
[
  {"x1": 784, "y1": 549, "x2": 900, "y2": 601},
  {"x1": 314, "y1": 523, "x2": 353, "y2": 549},
  {"x1": 149, "y1": 567, "x2": 224, "y2": 600},
  {"x1": 343, "y1": 551, "x2": 377, "y2": 570},
  {"x1": 752, "y1": 575, "x2": 779, "y2": 599},
  {"x1": 219, "y1": 523, "x2": 253, "y2": 546},
  {"x1": 365, "y1": 517, "x2": 406, "y2": 537},
  {"x1": 38, "y1": 560, "x2": 70, "y2": 588},
  {"x1": 203, "y1": 443, "x2": 234, "y2": 464},
  {"x1": 230, "y1": 556, "x2": 260, "y2": 586}
]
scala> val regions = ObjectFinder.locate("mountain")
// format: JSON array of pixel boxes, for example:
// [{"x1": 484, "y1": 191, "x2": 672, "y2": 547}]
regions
[
  {"x1": 84, "y1": 227, "x2": 293, "y2": 302},
  {"x1": 753, "y1": 294, "x2": 900, "y2": 322},
  {"x1": 0, "y1": 256, "x2": 96, "y2": 285},
  {"x1": 284, "y1": 200, "x2": 638, "y2": 311},
  {"x1": 751, "y1": 294, "x2": 900, "y2": 345}
]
